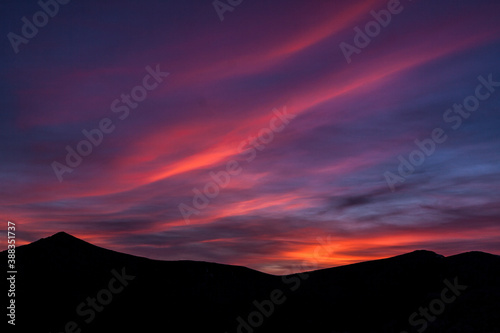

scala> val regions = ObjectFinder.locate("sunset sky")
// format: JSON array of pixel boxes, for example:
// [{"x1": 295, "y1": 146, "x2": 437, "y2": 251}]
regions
[{"x1": 1, "y1": 0, "x2": 499, "y2": 274}]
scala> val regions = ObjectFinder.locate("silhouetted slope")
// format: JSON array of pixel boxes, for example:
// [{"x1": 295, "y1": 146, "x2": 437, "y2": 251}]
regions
[{"x1": 2, "y1": 233, "x2": 499, "y2": 333}]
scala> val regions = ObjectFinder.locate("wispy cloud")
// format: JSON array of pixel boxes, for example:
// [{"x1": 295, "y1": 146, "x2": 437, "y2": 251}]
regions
[{"x1": 1, "y1": 0, "x2": 500, "y2": 274}]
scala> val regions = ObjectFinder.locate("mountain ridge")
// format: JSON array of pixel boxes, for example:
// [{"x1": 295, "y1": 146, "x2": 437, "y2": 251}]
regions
[
  {"x1": 3, "y1": 232, "x2": 500, "y2": 332},
  {"x1": 10, "y1": 231, "x2": 496, "y2": 275}
]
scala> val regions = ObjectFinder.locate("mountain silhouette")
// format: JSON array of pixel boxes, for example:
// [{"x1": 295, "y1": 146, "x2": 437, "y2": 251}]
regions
[{"x1": 2, "y1": 232, "x2": 499, "y2": 332}]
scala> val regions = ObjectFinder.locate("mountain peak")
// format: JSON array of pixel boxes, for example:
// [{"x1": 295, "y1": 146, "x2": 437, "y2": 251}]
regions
[
  {"x1": 408, "y1": 249, "x2": 443, "y2": 257},
  {"x1": 30, "y1": 231, "x2": 140, "y2": 262},
  {"x1": 43, "y1": 231, "x2": 84, "y2": 243},
  {"x1": 31, "y1": 231, "x2": 92, "y2": 249},
  {"x1": 383, "y1": 250, "x2": 444, "y2": 264},
  {"x1": 50, "y1": 231, "x2": 76, "y2": 239}
]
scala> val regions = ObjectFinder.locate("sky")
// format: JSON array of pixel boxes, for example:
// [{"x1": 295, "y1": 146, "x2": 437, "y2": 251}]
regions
[{"x1": 1, "y1": 0, "x2": 499, "y2": 275}]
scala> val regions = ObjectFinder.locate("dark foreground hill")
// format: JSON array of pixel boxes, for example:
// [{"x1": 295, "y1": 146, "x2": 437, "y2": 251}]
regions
[{"x1": 2, "y1": 232, "x2": 500, "y2": 332}]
